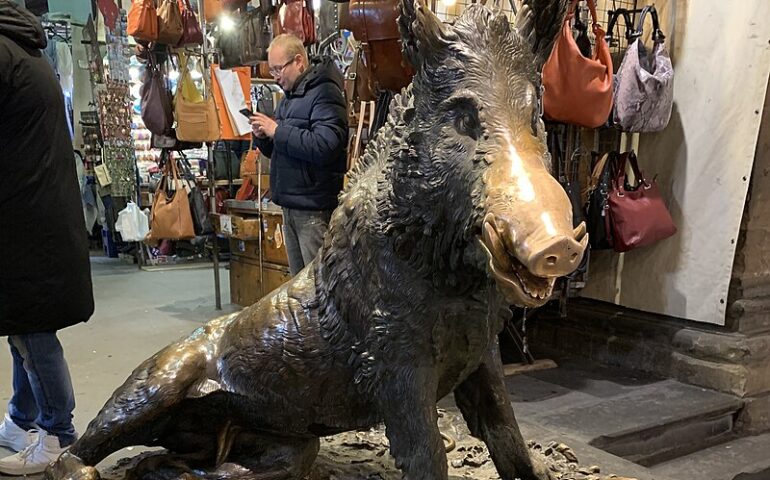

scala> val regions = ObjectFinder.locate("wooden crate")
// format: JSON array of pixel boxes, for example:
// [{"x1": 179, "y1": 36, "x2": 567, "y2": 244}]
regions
[
  {"x1": 229, "y1": 255, "x2": 261, "y2": 306},
  {"x1": 212, "y1": 213, "x2": 261, "y2": 240},
  {"x1": 261, "y1": 212, "x2": 289, "y2": 266},
  {"x1": 229, "y1": 256, "x2": 292, "y2": 307},
  {"x1": 262, "y1": 263, "x2": 292, "y2": 297},
  {"x1": 229, "y1": 238, "x2": 260, "y2": 261}
]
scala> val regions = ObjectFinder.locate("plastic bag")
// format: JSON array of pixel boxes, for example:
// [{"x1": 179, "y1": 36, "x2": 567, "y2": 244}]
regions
[{"x1": 115, "y1": 202, "x2": 150, "y2": 242}]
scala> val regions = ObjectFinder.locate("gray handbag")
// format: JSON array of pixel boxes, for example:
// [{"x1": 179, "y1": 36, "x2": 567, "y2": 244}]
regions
[{"x1": 613, "y1": 5, "x2": 674, "y2": 133}]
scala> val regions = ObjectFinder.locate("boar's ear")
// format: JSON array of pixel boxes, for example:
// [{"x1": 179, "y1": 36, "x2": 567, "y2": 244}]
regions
[
  {"x1": 399, "y1": 0, "x2": 456, "y2": 70},
  {"x1": 515, "y1": 0, "x2": 570, "y2": 67}
]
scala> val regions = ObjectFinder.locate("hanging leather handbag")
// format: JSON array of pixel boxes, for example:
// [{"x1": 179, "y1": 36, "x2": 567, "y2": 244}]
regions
[
  {"x1": 127, "y1": 0, "x2": 158, "y2": 42},
  {"x1": 343, "y1": 0, "x2": 414, "y2": 93},
  {"x1": 156, "y1": 0, "x2": 184, "y2": 45},
  {"x1": 613, "y1": 5, "x2": 674, "y2": 133},
  {"x1": 542, "y1": 0, "x2": 613, "y2": 128},
  {"x1": 279, "y1": 0, "x2": 316, "y2": 45},
  {"x1": 606, "y1": 151, "x2": 677, "y2": 252},
  {"x1": 222, "y1": 0, "x2": 249, "y2": 10},
  {"x1": 175, "y1": 53, "x2": 221, "y2": 142},
  {"x1": 179, "y1": 153, "x2": 214, "y2": 235},
  {"x1": 240, "y1": 7, "x2": 272, "y2": 65},
  {"x1": 140, "y1": 54, "x2": 174, "y2": 135},
  {"x1": 215, "y1": 19, "x2": 243, "y2": 69},
  {"x1": 150, "y1": 154, "x2": 196, "y2": 240},
  {"x1": 177, "y1": 0, "x2": 203, "y2": 46},
  {"x1": 204, "y1": 0, "x2": 223, "y2": 22},
  {"x1": 584, "y1": 151, "x2": 618, "y2": 250}
]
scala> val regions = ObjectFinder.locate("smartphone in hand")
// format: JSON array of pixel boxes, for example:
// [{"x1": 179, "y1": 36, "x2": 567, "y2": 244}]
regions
[{"x1": 239, "y1": 108, "x2": 253, "y2": 119}]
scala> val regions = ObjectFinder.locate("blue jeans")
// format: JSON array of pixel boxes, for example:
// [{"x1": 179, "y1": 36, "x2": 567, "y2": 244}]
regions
[
  {"x1": 282, "y1": 208, "x2": 333, "y2": 276},
  {"x1": 7, "y1": 333, "x2": 77, "y2": 446}
]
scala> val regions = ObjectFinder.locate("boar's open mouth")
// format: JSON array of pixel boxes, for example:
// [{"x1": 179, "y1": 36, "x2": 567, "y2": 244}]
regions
[{"x1": 479, "y1": 219, "x2": 555, "y2": 308}]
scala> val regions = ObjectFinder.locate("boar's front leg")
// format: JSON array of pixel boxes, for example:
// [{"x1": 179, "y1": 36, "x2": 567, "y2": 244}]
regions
[
  {"x1": 453, "y1": 341, "x2": 552, "y2": 480},
  {"x1": 379, "y1": 365, "x2": 448, "y2": 480}
]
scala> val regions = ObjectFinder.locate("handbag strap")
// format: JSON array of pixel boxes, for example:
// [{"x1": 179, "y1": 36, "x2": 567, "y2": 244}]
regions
[
  {"x1": 605, "y1": 8, "x2": 634, "y2": 43},
  {"x1": 613, "y1": 151, "x2": 648, "y2": 190},
  {"x1": 568, "y1": 0, "x2": 599, "y2": 26},
  {"x1": 634, "y1": 5, "x2": 665, "y2": 43}
]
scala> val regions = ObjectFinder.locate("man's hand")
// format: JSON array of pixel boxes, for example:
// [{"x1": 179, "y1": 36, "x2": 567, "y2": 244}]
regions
[{"x1": 249, "y1": 113, "x2": 278, "y2": 139}]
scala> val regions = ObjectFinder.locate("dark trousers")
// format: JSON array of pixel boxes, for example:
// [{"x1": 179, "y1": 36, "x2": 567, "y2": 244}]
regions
[{"x1": 282, "y1": 208, "x2": 333, "y2": 276}]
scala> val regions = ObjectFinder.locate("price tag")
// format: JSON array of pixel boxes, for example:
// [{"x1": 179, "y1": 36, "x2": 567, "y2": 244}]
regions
[{"x1": 221, "y1": 214, "x2": 233, "y2": 235}]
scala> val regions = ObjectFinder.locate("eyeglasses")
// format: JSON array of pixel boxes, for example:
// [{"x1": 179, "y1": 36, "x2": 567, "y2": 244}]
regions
[{"x1": 269, "y1": 57, "x2": 296, "y2": 77}]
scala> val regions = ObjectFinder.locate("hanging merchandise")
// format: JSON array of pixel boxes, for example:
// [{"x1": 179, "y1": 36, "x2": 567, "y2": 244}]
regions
[
  {"x1": 342, "y1": 0, "x2": 414, "y2": 93},
  {"x1": 149, "y1": 153, "x2": 196, "y2": 240},
  {"x1": 174, "y1": 53, "x2": 221, "y2": 142},
  {"x1": 178, "y1": 0, "x2": 204, "y2": 46},
  {"x1": 141, "y1": 53, "x2": 174, "y2": 135},
  {"x1": 542, "y1": 0, "x2": 613, "y2": 128},
  {"x1": 157, "y1": 0, "x2": 184, "y2": 45},
  {"x1": 215, "y1": 15, "x2": 244, "y2": 69},
  {"x1": 210, "y1": 64, "x2": 252, "y2": 139},
  {"x1": 613, "y1": 5, "x2": 674, "y2": 133},
  {"x1": 178, "y1": 154, "x2": 214, "y2": 235},
  {"x1": 115, "y1": 202, "x2": 150, "y2": 241},
  {"x1": 240, "y1": 7, "x2": 272, "y2": 65},
  {"x1": 276, "y1": 0, "x2": 316, "y2": 46},
  {"x1": 605, "y1": 151, "x2": 677, "y2": 252},
  {"x1": 583, "y1": 151, "x2": 618, "y2": 250},
  {"x1": 127, "y1": 0, "x2": 158, "y2": 42},
  {"x1": 204, "y1": 0, "x2": 224, "y2": 22},
  {"x1": 94, "y1": 161, "x2": 113, "y2": 187},
  {"x1": 222, "y1": 0, "x2": 249, "y2": 10}
]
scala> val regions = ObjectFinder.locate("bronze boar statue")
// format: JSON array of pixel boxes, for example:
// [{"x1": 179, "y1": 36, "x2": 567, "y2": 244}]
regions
[{"x1": 47, "y1": 0, "x2": 587, "y2": 479}]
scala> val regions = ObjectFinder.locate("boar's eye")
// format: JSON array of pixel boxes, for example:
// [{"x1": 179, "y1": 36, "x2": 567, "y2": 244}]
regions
[{"x1": 455, "y1": 111, "x2": 481, "y2": 140}]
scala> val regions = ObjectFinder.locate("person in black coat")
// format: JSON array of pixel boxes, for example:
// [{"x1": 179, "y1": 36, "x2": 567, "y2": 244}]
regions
[
  {"x1": 0, "y1": 0, "x2": 94, "y2": 474},
  {"x1": 251, "y1": 34, "x2": 348, "y2": 276}
]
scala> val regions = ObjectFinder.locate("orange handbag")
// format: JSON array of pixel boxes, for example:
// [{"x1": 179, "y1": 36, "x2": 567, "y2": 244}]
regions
[
  {"x1": 127, "y1": 0, "x2": 158, "y2": 42},
  {"x1": 204, "y1": 0, "x2": 223, "y2": 22},
  {"x1": 209, "y1": 64, "x2": 252, "y2": 140},
  {"x1": 542, "y1": 0, "x2": 613, "y2": 128}
]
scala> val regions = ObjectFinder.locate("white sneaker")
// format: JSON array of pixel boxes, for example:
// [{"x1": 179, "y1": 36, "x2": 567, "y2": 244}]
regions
[
  {"x1": 0, "y1": 430, "x2": 67, "y2": 475},
  {"x1": 0, "y1": 414, "x2": 36, "y2": 452}
]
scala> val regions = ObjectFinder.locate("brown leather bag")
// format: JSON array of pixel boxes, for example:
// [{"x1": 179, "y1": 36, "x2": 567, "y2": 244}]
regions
[
  {"x1": 174, "y1": 55, "x2": 221, "y2": 142},
  {"x1": 150, "y1": 156, "x2": 196, "y2": 240},
  {"x1": 204, "y1": 0, "x2": 223, "y2": 22},
  {"x1": 127, "y1": 0, "x2": 158, "y2": 42},
  {"x1": 606, "y1": 151, "x2": 676, "y2": 252},
  {"x1": 157, "y1": 0, "x2": 184, "y2": 45},
  {"x1": 343, "y1": 0, "x2": 414, "y2": 93},
  {"x1": 278, "y1": 0, "x2": 316, "y2": 45},
  {"x1": 542, "y1": 0, "x2": 613, "y2": 128},
  {"x1": 177, "y1": 0, "x2": 203, "y2": 46}
]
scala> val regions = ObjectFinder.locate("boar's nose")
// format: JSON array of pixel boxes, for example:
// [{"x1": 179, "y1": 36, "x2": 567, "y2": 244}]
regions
[
  {"x1": 490, "y1": 215, "x2": 588, "y2": 278},
  {"x1": 527, "y1": 224, "x2": 587, "y2": 277}
]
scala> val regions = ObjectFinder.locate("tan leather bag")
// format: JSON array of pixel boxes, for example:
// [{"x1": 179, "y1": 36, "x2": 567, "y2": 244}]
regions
[
  {"x1": 127, "y1": 0, "x2": 158, "y2": 42},
  {"x1": 175, "y1": 54, "x2": 221, "y2": 142},
  {"x1": 157, "y1": 0, "x2": 184, "y2": 46},
  {"x1": 150, "y1": 157, "x2": 195, "y2": 240},
  {"x1": 542, "y1": 0, "x2": 613, "y2": 128}
]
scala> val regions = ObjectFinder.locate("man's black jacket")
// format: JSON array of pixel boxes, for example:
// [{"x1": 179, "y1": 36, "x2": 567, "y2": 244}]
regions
[{"x1": 255, "y1": 56, "x2": 348, "y2": 211}]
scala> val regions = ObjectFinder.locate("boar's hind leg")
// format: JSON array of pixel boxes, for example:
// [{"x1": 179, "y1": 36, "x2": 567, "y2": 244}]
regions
[
  {"x1": 379, "y1": 366, "x2": 448, "y2": 480},
  {"x1": 454, "y1": 341, "x2": 552, "y2": 480}
]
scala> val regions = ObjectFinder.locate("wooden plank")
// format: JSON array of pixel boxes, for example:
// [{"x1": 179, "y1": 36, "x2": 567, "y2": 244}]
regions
[{"x1": 503, "y1": 359, "x2": 558, "y2": 377}]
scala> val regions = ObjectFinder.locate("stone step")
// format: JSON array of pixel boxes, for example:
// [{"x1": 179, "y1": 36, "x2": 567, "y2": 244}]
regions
[
  {"x1": 507, "y1": 361, "x2": 745, "y2": 466},
  {"x1": 650, "y1": 432, "x2": 770, "y2": 480}
]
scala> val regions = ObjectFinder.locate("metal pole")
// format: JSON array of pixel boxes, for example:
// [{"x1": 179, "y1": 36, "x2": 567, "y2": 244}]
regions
[{"x1": 199, "y1": 0, "x2": 222, "y2": 310}]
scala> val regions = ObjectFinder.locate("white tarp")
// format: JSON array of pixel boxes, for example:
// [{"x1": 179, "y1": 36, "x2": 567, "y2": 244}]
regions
[{"x1": 581, "y1": 0, "x2": 770, "y2": 325}]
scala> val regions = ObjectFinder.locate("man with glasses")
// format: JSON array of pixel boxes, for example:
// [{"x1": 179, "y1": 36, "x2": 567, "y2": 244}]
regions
[{"x1": 250, "y1": 34, "x2": 348, "y2": 276}]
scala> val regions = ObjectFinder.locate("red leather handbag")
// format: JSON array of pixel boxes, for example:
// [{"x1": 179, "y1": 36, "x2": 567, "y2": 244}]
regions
[
  {"x1": 542, "y1": 0, "x2": 613, "y2": 128},
  {"x1": 177, "y1": 0, "x2": 203, "y2": 46},
  {"x1": 606, "y1": 151, "x2": 677, "y2": 252},
  {"x1": 278, "y1": 0, "x2": 316, "y2": 45}
]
